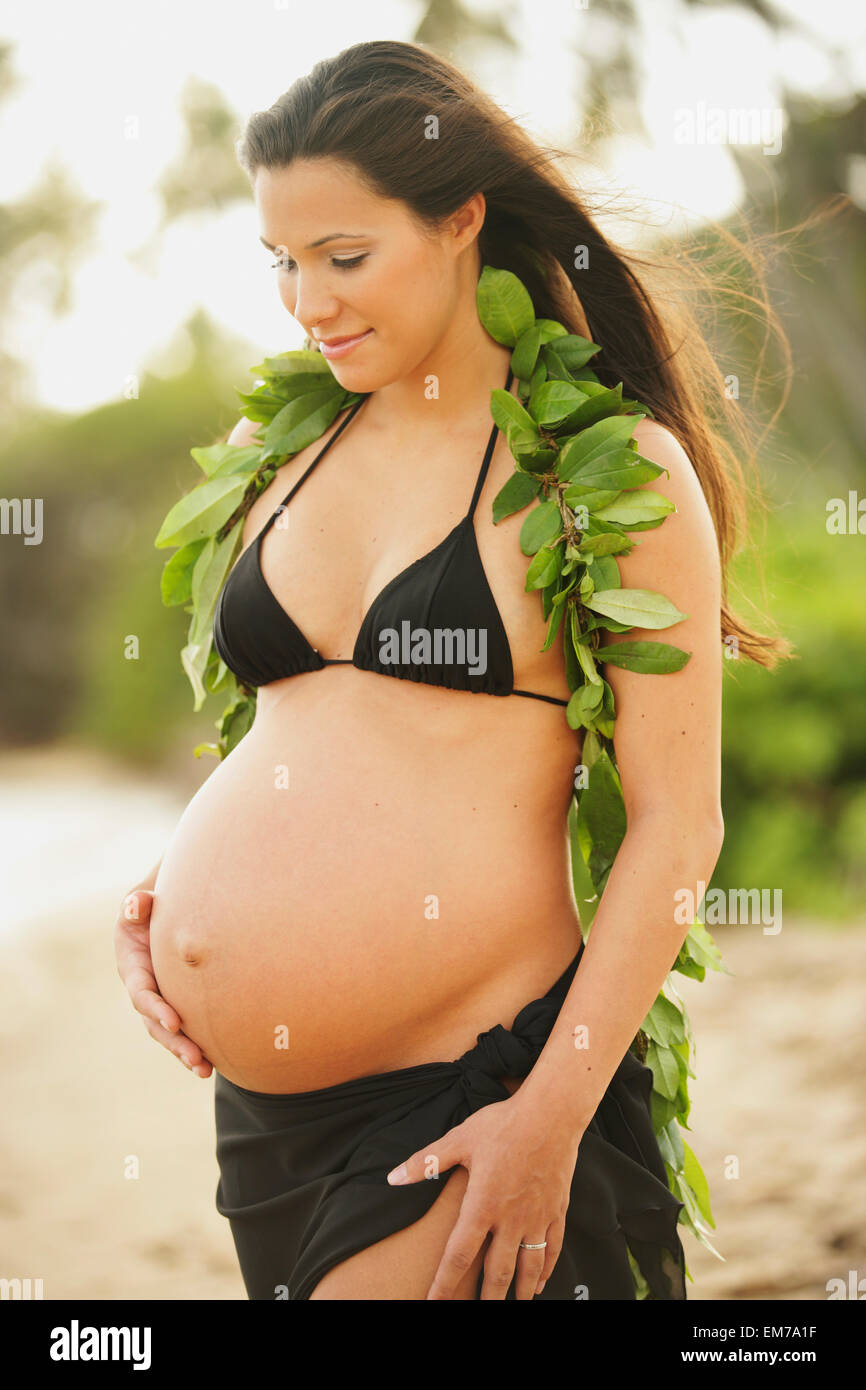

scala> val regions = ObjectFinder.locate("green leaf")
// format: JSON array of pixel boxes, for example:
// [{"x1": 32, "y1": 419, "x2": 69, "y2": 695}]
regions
[
  {"x1": 558, "y1": 415, "x2": 644, "y2": 478},
  {"x1": 575, "y1": 746, "x2": 626, "y2": 890},
  {"x1": 566, "y1": 681, "x2": 604, "y2": 731},
  {"x1": 222, "y1": 698, "x2": 254, "y2": 752},
  {"x1": 656, "y1": 1115, "x2": 686, "y2": 1171},
  {"x1": 519, "y1": 498, "x2": 562, "y2": 555},
  {"x1": 160, "y1": 539, "x2": 207, "y2": 606},
  {"x1": 181, "y1": 639, "x2": 211, "y2": 712},
  {"x1": 512, "y1": 438, "x2": 559, "y2": 472},
  {"x1": 645, "y1": 1040, "x2": 681, "y2": 1102},
  {"x1": 642, "y1": 994, "x2": 687, "y2": 1047},
  {"x1": 189, "y1": 527, "x2": 243, "y2": 645},
  {"x1": 563, "y1": 450, "x2": 665, "y2": 492},
  {"x1": 233, "y1": 388, "x2": 287, "y2": 423},
  {"x1": 671, "y1": 1169, "x2": 705, "y2": 1232},
  {"x1": 665, "y1": 1115, "x2": 686, "y2": 1170},
  {"x1": 205, "y1": 653, "x2": 231, "y2": 694},
  {"x1": 650, "y1": 1089, "x2": 678, "y2": 1132},
  {"x1": 576, "y1": 531, "x2": 633, "y2": 557},
  {"x1": 528, "y1": 358, "x2": 547, "y2": 397},
  {"x1": 563, "y1": 484, "x2": 623, "y2": 512},
  {"x1": 682, "y1": 1139, "x2": 716, "y2": 1228},
  {"x1": 594, "y1": 490, "x2": 676, "y2": 526},
  {"x1": 490, "y1": 388, "x2": 539, "y2": 441},
  {"x1": 584, "y1": 588, "x2": 688, "y2": 630},
  {"x1": 193, "y1": 741, "x2": 221, "y2": 760},
  {"x1": 189, "y1": 443, "x2": 262, "y2": 479},
  {"x1": 535, "y1": 319, "x2": 568, "y2": 344},
  {"x1": 525, "y1": 541, "x2": 561, "y2": 590},
  {"x1": 597, "y1": 640, "x2": 692, "y2": 673},
  {"x1": 563, "y1": 607, "x2": 582, "y2": 690},
  {"x1": 511, "y1": 325, "x2": 543, "y2": 380},
  {"x1": 476, "y1": 265, "x2": 535, "y2": 346},
  {"x1": 586, "y1": 555, "x2": 621, "y2": 590},
  {"x1": 568, "y1": 797, "x2": 599, "y2": 937},
  {"x1": 491, "y1": 470, "x2": 540, "y2": 523},
  {"x1": 685, "y1": 917, "x2": 728, "y2": 974},
  {"x1": 154, "y1": 475, "x2": 249, "y2": 549},
  {"x1": 673, "y1": 955, "x2": 707, "y2": 983},
  {"x1": 262, "y1": 387, "x2": 345, "y2": 461},
  {"x1": 541, "y1": 334, "x2": 602, "y2": 375},
  {"x1": 249, "y1": 348, "x2": 335, "y2": 379},
  {"x1": 556, "y1": 383, "x2": 628, "y2": 432},
  {"x1": 526, "y1": 380, "x2": 589, "y2": 427}
]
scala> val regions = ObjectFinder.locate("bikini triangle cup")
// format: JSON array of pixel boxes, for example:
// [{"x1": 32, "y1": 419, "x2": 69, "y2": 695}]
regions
[{"x1": 212, "y1": 362, "x2": 569, "y2": 706}]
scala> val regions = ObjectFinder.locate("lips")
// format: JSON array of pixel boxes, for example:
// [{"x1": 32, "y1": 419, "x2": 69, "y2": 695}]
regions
[
  {"x1": 321, "y1": 332, "x2": 368, "y2": 345},
  {"x1": 318, "y1": 329, "x2": 374, "y2": 359}
]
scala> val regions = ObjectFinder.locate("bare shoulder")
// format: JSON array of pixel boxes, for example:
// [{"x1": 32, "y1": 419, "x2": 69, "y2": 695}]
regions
[
  {"x1": 603, "y1": 415, "x2": 722, "y2": 615},
  {"x1": 226, "y1": 414, "x2": 264, "y2": 449},
  {"x1": 631, "y1": 417, "x2": 701, "y2": 496},
  {"x1": 628, "y1": 416, "x2": 718, "y2": 556}
]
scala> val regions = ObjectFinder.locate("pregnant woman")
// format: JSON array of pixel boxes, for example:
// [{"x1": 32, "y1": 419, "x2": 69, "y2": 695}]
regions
[{"x1": 113, "y1": 39, "x2": 766, "y2": 1301}]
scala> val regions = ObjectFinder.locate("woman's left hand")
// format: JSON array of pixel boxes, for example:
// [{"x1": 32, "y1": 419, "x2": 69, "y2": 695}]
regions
[{"x1": 386, "y1": 1090, "x2": 583, "y2": 1300}]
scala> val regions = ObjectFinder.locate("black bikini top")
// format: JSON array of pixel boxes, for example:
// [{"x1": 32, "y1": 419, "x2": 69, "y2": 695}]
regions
[{"x1": 213, "y1": 362, "x2": 569, "y2": 707}]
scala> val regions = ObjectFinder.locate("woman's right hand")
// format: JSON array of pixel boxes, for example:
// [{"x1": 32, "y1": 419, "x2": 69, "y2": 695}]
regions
[{"x1": 115, "y1": 880, "x2": 213, "y2": 1078}]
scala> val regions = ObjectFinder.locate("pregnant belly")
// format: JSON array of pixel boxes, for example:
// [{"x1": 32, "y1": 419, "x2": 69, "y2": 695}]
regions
[{"x1": 148, "y1": 688, "x2": 581, "y2": 1093}]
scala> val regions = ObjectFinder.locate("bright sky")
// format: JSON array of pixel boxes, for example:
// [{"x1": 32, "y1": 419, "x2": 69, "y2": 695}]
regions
[{"x1": 1, "y1": 0, "x2": 864, "y2": 413}]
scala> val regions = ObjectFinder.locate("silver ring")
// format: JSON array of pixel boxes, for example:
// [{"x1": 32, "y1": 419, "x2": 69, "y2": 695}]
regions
[{"x1": 519, "y1": 1240, "x2": 548, "y2": 1250}]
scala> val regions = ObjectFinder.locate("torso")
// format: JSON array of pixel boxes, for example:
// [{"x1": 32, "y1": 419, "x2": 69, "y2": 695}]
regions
[{"x1": 148, "y1": 370, "x2": 584, "y2": 1093}]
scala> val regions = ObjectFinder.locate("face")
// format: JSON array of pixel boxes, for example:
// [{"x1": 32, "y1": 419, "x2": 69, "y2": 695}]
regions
[{"x1": 254, "y1": 157, "x2": 482, "y2": 389}]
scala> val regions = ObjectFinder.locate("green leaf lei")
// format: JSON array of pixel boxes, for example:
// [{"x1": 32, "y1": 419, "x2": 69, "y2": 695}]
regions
[{"x1": 155, "y1": 264, "x2": 727, "y2": 1295}]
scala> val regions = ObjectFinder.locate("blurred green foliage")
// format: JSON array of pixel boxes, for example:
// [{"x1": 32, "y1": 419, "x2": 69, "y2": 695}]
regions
[
  {"x1": 718, "y1": 512, "x2": 866, "y2": 916},
  {"x1": 0, "y1": 312, "x2": 255, "y2": 762}
]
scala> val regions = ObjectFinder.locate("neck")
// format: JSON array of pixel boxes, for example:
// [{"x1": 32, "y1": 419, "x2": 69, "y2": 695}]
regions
[{"x1": 363, "y1": 319, "x2": 513, "y2": 434}]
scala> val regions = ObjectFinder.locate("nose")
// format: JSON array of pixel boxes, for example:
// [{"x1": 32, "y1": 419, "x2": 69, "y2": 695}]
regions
[{"x1": 287, "y1": 269, "x2": 341, "y2": 336}]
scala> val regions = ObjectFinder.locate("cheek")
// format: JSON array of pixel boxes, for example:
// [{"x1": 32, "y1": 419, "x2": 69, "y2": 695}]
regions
[{"x1": 371, "y1": 251, "x2": 451, "y2": 340}]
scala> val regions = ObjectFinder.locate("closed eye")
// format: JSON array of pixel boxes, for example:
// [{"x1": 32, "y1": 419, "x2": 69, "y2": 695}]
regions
[{"x1": 271, "y1": 254, "x2": 368, "y2": 272}]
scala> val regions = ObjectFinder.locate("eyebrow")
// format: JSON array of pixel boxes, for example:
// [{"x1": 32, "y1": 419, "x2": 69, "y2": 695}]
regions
[{"x1": 259, "y1": 233, "x2": 368, "y2": 252}]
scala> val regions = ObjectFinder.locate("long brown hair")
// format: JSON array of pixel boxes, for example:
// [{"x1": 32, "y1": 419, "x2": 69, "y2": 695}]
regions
[{"x1": 237, "y1": 39, "x2": 804, "y2": 665}]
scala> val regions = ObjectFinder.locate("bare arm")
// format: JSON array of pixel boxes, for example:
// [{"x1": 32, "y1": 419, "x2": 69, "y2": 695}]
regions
[{"x1": 514, "y1": 418, "x2": 725, "y2": 1129}]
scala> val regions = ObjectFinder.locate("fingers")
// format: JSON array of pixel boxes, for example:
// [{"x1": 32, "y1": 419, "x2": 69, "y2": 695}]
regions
[
  {"x1": 387, "y1": 1129, "x2": 463, "y2": 1185},
  {"x1": 116, "y1": 888, "x2": 180, "y2": 1032},
  {"x1": 121, "y1": 889, "x2": 153, "y2": 922},
  {"x1": 512, "y1": 1233, "x2": 550, "y2": 1302},
  {"x1": 142, "y1": 1016, "x2": 213, "y2": 1077},
  {"x1": 426, "y1": 1207, "x2": 490, "y2": 1301},
  {"x1": 126, "y1": 968, "x2": 181, "y2": 1034},
  {"x1": 536, "y1": 1214, "x2": 566, "y2": 1292},
  {"x1": 116, "y1": 885, "x2": 211, "y2": 1078},
  {"x1": 128, "y1": 970, "x2": 212, "y2": 1075},
  {"x1": 482, "y1": 1219, "x2": 562, "y2": 1301}
]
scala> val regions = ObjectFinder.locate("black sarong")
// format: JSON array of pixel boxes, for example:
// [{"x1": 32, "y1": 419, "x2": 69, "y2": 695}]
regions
[{"x1": 214, "y1": 945, "x2": 687, "y2": 1300}]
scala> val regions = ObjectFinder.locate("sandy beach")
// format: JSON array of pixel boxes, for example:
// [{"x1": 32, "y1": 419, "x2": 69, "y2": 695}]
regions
[{"x1": 1, "y1": 747, "x2": 863, "y2": 1300}]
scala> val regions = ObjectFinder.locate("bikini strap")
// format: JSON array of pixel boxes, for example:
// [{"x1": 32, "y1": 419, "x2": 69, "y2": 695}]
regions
[
  {"x1": 260, "y1": 392, "x2": 371, "y2": 538},
  {"x1": 511, "y1": 688, "x2": 570, "y2": 707},
  {"x1": 467, "y1": 364, "x2": 514, "y2": 519}
]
